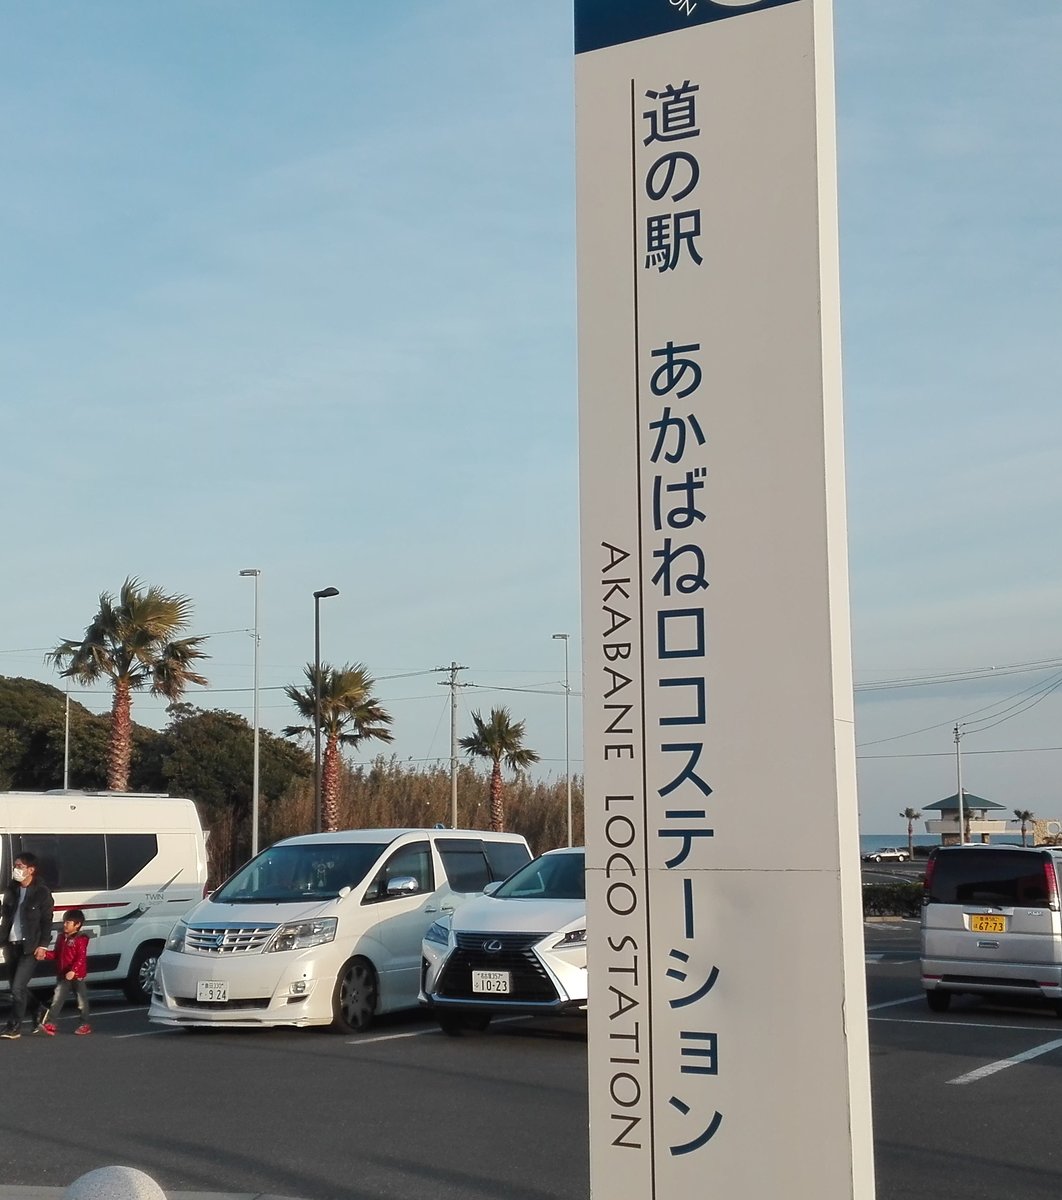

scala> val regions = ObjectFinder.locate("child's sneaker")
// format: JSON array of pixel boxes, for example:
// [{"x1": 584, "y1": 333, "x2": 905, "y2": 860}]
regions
[
  {"x1": 74, "y1": 1024, "x2": 92, "y2": 1036},
  {"x1": 40, "y1": 1023, "x2": 57, "y2": 1036}
]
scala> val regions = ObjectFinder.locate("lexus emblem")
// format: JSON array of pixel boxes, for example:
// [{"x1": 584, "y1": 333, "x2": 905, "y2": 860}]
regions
[{"x1": 483, "y1": 939, "x2": 504, "y2": 954}]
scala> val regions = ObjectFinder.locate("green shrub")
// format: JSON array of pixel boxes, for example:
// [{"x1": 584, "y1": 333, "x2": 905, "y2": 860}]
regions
[{"x1": 863, "y1": 881, "x2": 923, "y2": 918}]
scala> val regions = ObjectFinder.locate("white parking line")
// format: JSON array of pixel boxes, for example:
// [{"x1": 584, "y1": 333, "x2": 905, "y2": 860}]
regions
[
  {"x1": 947, "y1": 1038, "x2": 1062, "y2": 1085},
  {"x1": 867, "y1": 994, "x2": 923, "y2": 1011},
  {"x1": 347, "y1": 1027, "x2": 440, "y2": 1046},
  {"x1": 346, "y1": 1015, "x2": 530, "y2": 1046},
  {"x1": 871, "y1": 1016, "x2": 1062, "y2": 1034},
  {"x1": 113, "y1": 1029, "x2": 175, "y2": 1039}
]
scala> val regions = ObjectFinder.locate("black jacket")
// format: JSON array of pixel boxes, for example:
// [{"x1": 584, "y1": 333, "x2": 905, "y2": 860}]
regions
[{"x1": 0, "y1": 880, "x2": 55, "y2": 952}]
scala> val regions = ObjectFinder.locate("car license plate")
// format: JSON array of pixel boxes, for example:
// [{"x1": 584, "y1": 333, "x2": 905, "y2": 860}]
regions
[
  {"x1": 196, "y1": 980, "x2": 229, "y2": 1002},
  {"x1": 970, "y1": 914, "x2": 1006, "y2": 934},
  {"x1": 472, "y1": 970, "x2": 510, "y2": 994}
]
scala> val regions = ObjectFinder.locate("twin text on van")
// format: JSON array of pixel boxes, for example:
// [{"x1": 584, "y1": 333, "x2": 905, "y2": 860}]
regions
[{"x1": 0, "y1": 791, "x2": 208, "y2": 1003}]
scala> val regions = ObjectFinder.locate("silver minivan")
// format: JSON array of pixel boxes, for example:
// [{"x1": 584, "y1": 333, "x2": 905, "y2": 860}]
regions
[{"x1": 921, "y1": 844, "x2": 1062, "y2": 1015}]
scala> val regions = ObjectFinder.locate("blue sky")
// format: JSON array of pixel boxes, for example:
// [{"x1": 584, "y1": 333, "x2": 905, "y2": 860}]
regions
[{"x1": 1, "y1": 2, "x2": 1059, "y2": 836}]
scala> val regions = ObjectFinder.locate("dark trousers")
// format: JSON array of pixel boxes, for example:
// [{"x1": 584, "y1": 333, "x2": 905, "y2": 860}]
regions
[
  {"x1": 6, "y1": 943, "x2": 45, "y2": 1029},
  {"x1": 42, "y1": 977, "x2": 90, "y2": 1024}
]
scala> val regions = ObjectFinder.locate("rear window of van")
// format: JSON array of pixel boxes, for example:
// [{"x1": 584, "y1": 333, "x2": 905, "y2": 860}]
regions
[{"x1": 927, "y1": 849, "x2": 1052, "y2": 907}]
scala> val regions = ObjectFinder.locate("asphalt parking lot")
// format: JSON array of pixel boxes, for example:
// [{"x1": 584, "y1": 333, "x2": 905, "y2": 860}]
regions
[
  {"x1": 0, "y1": 998, "x2": 589, "y2": 1200},
  {"x1": 867, "y1": 921, "x2": 1062, "y2": 1200},
  {"x1": 5, "y1": 923, "x2": 1062, "y2": 1200}
]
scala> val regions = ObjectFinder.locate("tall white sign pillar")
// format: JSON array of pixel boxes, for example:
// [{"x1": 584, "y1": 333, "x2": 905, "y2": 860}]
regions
[{"x1": 575, "y1": 1, "x2": 875, "y2": 1197}]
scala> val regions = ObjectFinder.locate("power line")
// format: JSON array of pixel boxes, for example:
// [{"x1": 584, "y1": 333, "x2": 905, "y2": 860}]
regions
[
  {"x1": 859, "y1": 745, "x2": 1062, "y2": 760},
  {"x1": 961, "y1": 674, "x2": 1062, "y2": 735},
  {"x1": 856, "y1": 670, "x2": 1062, "y2": 749},
  {"x1": 854, "y1": 655, "x2": 1062, "y2": 692}
]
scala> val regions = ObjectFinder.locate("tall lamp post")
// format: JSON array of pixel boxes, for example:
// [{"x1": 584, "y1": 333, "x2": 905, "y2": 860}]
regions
[
  {"x1": 313, "y1": 586, "x2": 340, "y2": 834},
  {"x1": 552, "y1": 633, "x2": 572, "y2": 847},
  {"x1": 239, "y1": 569, "x2": 261, "y2": 856}
]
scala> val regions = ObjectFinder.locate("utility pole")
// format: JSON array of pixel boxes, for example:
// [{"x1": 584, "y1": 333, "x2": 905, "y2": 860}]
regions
[
  {"x1": 436, "y1": 663, "x2": 468, "y2": 828},
  {"x1": 63, "y1": 683, "x2": 71, "y2": 790},
  {"x1": 954, "y1": 723, "x2": 966, "y2": 844}
]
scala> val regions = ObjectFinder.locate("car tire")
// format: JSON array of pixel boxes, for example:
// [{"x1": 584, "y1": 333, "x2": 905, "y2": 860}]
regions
[
  {"x1": 331, "y1": 957, "x2": 378, "y2": 1034},
  {"x1": 926, "y1": 990, "x2": 951, "y2": 1013},
  {"x1": 124, "y1": 941, "x2": 164, "y2": 1005},
  {"x1": 873, "y1": 855, "x2": 883, "y2": 863}
]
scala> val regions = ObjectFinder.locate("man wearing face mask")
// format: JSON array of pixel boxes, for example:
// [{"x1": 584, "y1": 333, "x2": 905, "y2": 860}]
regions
[{"x1": 0, "y1": 853, "x2": 55, "y2": 1039}]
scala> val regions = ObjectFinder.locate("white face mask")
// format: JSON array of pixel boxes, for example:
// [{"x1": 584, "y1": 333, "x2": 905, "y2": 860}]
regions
[{"x1": 12, "y1": 867, "x2": 27, "y2": 884}]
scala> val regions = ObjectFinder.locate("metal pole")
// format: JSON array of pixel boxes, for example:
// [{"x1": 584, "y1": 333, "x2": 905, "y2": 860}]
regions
[
  {"x1": 312, "y1": 587, "x2": 339, "y2": 835},
  {"x1": 314, "y1": 596, "x2": 322, "y2": 836},
  {"x1": 450, "y1": 663, "x2": 459, "y2": 829},
  {"x1": 553, "y1": 633, "x2": 572, "y2": 847},
  {"x1": 63, "y1": 685, "x2": 70, "y2": 790},
  {"x1": 240, "y1": 569, "x2": 262, "y2": 857},
  {"x1": 954, "y1": 723, "x2": 965, "y2": 844},
  {"x1": 435, "y1": 663, "x2": 467, "y2": 828}
]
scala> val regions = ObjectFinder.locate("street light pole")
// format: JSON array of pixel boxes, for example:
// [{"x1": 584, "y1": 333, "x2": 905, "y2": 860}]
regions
[
  {"x1": 553, "y1": 633, "x2": 572, "y2": 847},
  {"x1": 239, "y1": 569, "x2": 261, "y2": 857},
  {"x1": 313, "y1": 587, "x2": 340, "y2": 835}
]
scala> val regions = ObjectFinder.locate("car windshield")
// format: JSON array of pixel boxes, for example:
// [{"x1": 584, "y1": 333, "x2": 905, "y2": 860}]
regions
[
  {"x1": 212, "y1": 842, "x2": 388, "y2": 903},
  {"x1": 493, "y1": 851, "x2": 585, "y2": 901}
]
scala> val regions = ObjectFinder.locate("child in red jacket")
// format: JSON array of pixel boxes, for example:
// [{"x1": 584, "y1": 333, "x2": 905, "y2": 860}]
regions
[{"x1": 37, "y1": 908, "x2": 91, "y2": 1035}]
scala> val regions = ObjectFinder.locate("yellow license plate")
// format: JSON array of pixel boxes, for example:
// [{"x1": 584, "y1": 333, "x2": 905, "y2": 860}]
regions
[{"x1": 970, "y1": 914, "x2": 1006, "y2": 934}]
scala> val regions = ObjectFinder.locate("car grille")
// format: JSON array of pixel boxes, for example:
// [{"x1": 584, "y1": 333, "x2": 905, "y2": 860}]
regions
[
  {"x1": 439, "y1": 931, "x2": 558, "y2": 1002},
  {"x1": 173, "y1": 996, "x2": 272, "y2": 1011},
  {"x1": 185, "y1": 925, "x2": 277, "y2": 954}
]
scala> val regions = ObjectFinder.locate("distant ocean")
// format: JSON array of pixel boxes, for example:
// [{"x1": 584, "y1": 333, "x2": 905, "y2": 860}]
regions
[{"x1": 860, "y1": 833, "x2": 1024, "y2": 854}]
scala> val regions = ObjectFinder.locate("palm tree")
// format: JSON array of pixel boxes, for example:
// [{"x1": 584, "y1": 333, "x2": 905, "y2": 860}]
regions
[
  {"x1": 900, "y1": 807, "x2": 921, "y2": 861},
  {"x1": 284, "y1": 663, "x2": 393, "y2": 831},
  {"x1": 48, "y1": 578, "x2": 208, "y2": 792},
  {"x1": 1014, "y1": 808, "x2": 1035, "y2": 847},
  {"x1": 459, "y1": 707, "x2": 540, "y2": 833}
]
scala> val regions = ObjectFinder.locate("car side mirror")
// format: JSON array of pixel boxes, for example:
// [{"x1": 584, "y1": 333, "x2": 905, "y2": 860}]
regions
[
  {"x1": 482, "y1": 881, "x2": 501, "y2": 896},
  {"x1": 386, "y1": 875, "x2": 420, "y2": 897}
]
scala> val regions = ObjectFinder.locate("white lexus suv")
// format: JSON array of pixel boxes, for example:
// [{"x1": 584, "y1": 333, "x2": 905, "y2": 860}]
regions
[{"x1": 420, "y1": 847, "x2": 586, "y2": 1034}]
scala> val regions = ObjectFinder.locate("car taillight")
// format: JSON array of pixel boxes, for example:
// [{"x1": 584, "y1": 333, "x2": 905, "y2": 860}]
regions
[
  {"x1": 1044, "y1": 860, "x2": 1060, "y2": 911},
  {"x1": 922, "y1": 854, "x2": 937, "y2": 905}
]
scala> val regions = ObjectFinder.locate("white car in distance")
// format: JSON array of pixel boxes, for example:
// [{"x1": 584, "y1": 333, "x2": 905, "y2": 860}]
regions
[{"x1": 421, "y1": 847, "x2": 587, "y2": 1034}]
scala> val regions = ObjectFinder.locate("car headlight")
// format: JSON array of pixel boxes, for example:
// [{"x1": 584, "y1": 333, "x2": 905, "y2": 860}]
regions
[
  {"x1": 552, "y1": 928, "x2": 587, "y2": 949},
  {"x1": 266, "y1": 917, "x2": 338, "y2": 953},
  {"x1": 165, "y1": 923, "x2": 188, "y2": 953},
  {"x1": 424, "y1": 919, "x2": 452, "y2": 946}
]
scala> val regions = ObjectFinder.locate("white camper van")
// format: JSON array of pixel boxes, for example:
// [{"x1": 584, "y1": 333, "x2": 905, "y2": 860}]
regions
[
  {"x1": 149, "y1": 827, "x2": 532, "y2": 1032},
  {"x1": 0, "y1": 791, "x2": 209, "y2": 1002}
]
